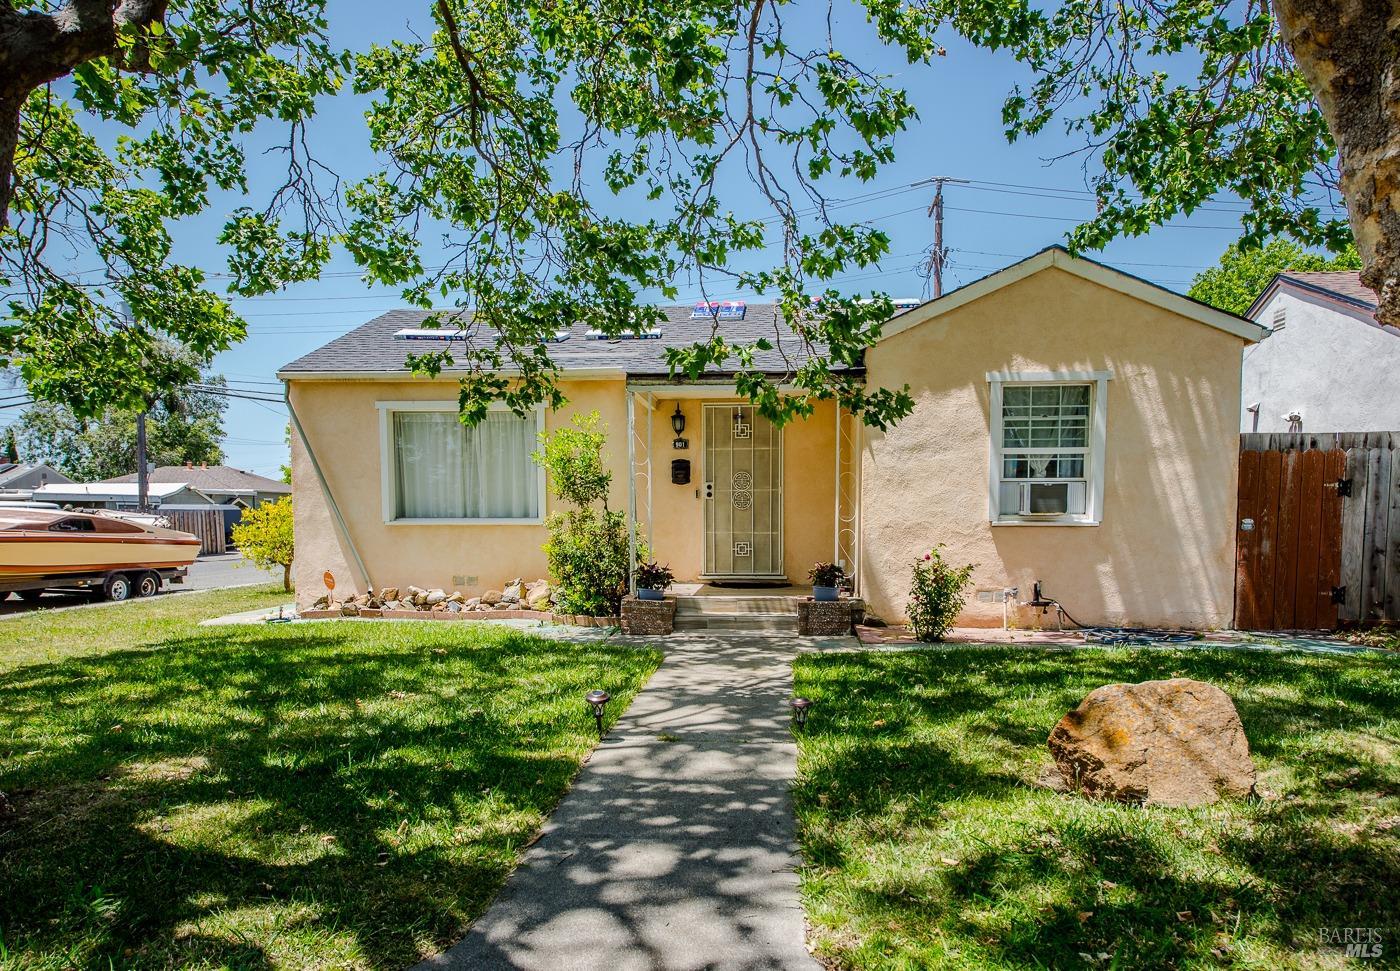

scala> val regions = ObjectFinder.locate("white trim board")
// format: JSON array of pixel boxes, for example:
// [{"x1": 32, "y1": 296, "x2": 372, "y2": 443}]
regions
[
  {"x1": 986, "y1": 370, "x2": 1110, "y2": 527},
  {"x1": 879, "y1": 246, "x2": 1267, "y2": 344}
]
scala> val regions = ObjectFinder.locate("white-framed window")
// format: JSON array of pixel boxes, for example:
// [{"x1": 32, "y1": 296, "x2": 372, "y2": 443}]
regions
[
  {"x1": 987, "y1": 370, "x2": 1110, "y2": 525},
  {"x1": 377, "y1": 401, "x2": 545, "y2": 524}
]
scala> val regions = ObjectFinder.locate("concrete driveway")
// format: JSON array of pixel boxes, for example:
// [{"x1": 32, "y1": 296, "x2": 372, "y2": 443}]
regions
[{"x1": 0, "y1": 552, "x2": 282, "y2": 616}]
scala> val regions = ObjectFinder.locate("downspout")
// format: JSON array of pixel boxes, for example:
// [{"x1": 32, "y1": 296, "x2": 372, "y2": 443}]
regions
[
  {"x1": 284, "y1": 382, "x2": 375, "y2": 593},
  {"x1": 626, "y1": 389, "x2": 638, "y2": 596}
]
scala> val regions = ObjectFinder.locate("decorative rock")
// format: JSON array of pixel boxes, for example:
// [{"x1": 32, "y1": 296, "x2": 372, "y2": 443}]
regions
[
  {"x1": 1048, "y1": 678, "x2": 1257, "y2": 807},
  {"x1": 311, "y1": 594, "x2": 330, "y2": 610},
  {"x1": 446, "y1": 591, "x2": 464, "y2": 603},
  {"x1": 425, "y1": 589, "x2": 448, "y2": 606},
  {"x1": 482, "y1": 590, "x2": 503, "y2": 605},
  {"x1": 493, "y1": 601, "x2": 513, "y2": 610},
  {"x1": 466, "y1": 597, "x2": 482, "y2": 608},
  {"x1": 526, "y1": 583, "x2": 552, "y2": 609},
  {"x1": 447, "y1": 601, "x2": 462, "y2": 613},
  {"x1": 501, "y1": 579, "x2": 523, "y2": 603},
  {"x1": 380, "y1": 586, "x2": 400, "y2": 602}
]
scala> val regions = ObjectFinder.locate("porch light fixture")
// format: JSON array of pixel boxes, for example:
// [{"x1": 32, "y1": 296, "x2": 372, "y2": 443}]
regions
[
  {"x1": 789, "y1": 697, "x2": 813, "y2": 731},
  {"x1": 586, "y1": 689, "x2": 611, "y2": 737},
  {"x1": 671, "y1": 404, "x2": 686, "y2": 436}
]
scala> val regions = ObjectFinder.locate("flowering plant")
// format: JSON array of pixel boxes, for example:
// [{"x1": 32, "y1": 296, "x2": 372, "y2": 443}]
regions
[
  {"x1": 634, "y1": 561, "x2": 675, "y2": 591},
  {"x1": 907, "y1": 545, "x2": 976, "y2": 642},
  {"x1": 807, "y1": 562, "x2": 848, "y2": 588}
]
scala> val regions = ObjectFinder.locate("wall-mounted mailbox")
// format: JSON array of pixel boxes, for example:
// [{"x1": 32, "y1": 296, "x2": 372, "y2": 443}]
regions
[{"x1": 671, "y1": 459, "x2": 691, "y2": 485}]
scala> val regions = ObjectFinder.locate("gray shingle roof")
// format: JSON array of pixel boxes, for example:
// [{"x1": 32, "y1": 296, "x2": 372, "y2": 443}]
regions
[
  {"x1": 1277, "y1": 271, "x2": 1377, "y2": 310},
  {"x1": 103, "y1": 464, "x2": 291, "y2": 494},
  {"x1": 279, "y1": 305, "x2": 845, "y2": 377}
]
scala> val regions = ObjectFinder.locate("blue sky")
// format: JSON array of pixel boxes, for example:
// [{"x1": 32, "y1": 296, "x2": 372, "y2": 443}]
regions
[{"x1": 10, "y1": 2, "x2": 1289, "y2": 477}]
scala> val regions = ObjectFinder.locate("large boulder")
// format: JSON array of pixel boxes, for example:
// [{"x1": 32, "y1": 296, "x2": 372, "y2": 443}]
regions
[{"x1": 1048, "y1": 678, "x2": 1256, "y2": 807}]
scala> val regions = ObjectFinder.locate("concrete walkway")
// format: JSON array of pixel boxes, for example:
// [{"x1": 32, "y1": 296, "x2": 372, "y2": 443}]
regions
[{"x1": 421, "y1": 633, "x2": 824, "y2": 971}]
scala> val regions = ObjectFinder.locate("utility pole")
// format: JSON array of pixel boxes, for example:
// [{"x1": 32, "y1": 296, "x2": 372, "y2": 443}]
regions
[
  {"x1": 110, "y1": 282, "x2": 151, "y2": 513},
  {"x1": 918, "y1": 176, "x2": 968, "y2": 298},
  {"x1": 136, "y1": 408, "x2": 149, "y2": 512}
]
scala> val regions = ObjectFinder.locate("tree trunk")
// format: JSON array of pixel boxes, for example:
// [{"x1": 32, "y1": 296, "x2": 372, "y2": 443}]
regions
[
  {"x1": 1274, "y1": 0, "x2": 1400, "y2": 327},
  {"x1": 282, "y1": 561, "x2": 292, "y2": 593}
]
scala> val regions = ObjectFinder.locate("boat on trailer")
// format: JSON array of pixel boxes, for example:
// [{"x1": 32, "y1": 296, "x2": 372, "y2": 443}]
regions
[{"x1": 0, "y1": 507, "x2": 201, "y2": 602}]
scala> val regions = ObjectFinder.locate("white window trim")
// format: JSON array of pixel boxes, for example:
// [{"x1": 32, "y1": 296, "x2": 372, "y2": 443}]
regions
[
  {"x1": 376, "y1": 400, "x2": 547, "y2": 525},
  {"x1": 986, "y1": 370, "x2": 1111, "y2": 526}
]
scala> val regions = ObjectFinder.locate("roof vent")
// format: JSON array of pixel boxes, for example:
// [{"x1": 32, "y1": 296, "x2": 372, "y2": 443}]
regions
[
  {"x1": 1271, "y1": 307, "x2": 1286, "y2": 330},
  {"x1": 585, "y1": 327, "x2": 662, "y2": 340},
  {"x1": 393, "y1": 328, "x2": 464, "y2": 340},
  {"x1": 548, "y1": 329, "x2": 572, "y2": 342},
  {"x1": 891, "y1": 298, "x2": 921, "y2": 311}
]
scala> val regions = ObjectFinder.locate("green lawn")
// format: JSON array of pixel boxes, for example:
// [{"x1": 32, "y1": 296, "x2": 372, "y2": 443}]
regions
[
  {"x1": 0, "y1": 583, "x2": 294, "y2": 673},
  {"x1": 0, "y1": 588, "x2": 661, "y2": 968},
  {"x1": 793, "y1": 646, "x2": 1400, "y2": 970}
]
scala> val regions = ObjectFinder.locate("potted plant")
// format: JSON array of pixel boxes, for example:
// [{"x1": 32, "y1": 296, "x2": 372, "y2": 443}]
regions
[
  {"x1": 808, "y1": 562, "x2": 848, "y2": 602},
  {"x1": 634, "y1": 561, "x2": 674, "y2": 601}
]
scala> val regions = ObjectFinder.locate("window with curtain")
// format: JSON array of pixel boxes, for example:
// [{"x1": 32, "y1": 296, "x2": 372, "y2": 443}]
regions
[
  {"x1": 391, "y1": 410, "x2": 540, "y2": 520},
  {"x1": 995, "y1": 383, "x2": 1092, "y2": 519}
]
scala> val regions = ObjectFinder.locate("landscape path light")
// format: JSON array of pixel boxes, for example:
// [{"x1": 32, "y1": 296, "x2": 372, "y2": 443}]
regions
[
  {"x1": 789, "y1": 697, "x2": 813, "y2": 731},
  {"x1": 586, "y1": 689, "x2": 611, "y2": 738}
]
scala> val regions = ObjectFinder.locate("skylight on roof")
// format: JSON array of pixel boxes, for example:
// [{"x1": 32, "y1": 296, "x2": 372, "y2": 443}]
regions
[
  {"x1": 393, "y1": 328, "x2": 464, "y2": 340},
  {"x1": 690, "y1": 300, "x2": 747, "y2": 319}
]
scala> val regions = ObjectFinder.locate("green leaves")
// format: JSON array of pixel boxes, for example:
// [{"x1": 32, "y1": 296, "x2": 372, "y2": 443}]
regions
[
  {"x1": 984, "y1": 0, "x2": 1345, "y2": 257},
  {"x1": 3, "y1": 0, "x2": 344, "y2": 417},
  {"x1": 1189, "y1": 237, "x2": 1360, "y2": 316}
]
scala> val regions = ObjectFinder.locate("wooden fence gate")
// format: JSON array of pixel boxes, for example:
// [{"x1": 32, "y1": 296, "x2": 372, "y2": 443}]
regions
[
  {"x1": 1235, "y1": 432, "x2": 1399, "y2": 630},
  {"x1": 161, "y1": 508, "x2": 227, "y2": 555}
]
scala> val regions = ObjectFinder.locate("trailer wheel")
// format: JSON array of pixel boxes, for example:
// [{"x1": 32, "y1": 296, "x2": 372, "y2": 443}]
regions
[
  {"x1": 103, "y1": 574, "x2": 133, "y2": 602},
  {"x1": 135, "y1": 572, "x2": 161, "y2": 598}
]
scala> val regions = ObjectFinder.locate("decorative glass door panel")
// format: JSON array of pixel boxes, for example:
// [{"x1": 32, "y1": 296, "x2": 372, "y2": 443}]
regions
[{"x1": 703, "y1": 404, "x2": 783, "y2": 577}]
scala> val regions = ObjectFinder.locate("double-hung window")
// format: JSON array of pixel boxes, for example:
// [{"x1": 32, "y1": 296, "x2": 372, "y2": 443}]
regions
[
  {"x1": 379, "y1": 402, "x2": 544, "y2": 523},
  {"x1": 988, "y1": 371, "x2": 1109, "y2": 524}
]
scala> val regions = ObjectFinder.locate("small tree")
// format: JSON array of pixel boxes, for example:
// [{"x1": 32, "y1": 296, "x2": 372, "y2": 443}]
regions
[
  {"x1": 533, "y1": 412, "x2": 642, "y2": 616},
  {"x1": 906, "y1": 545, "x2": 975, "y2": 643},
  {"x1": 231, "y1": 497, "x2": 295, "y2": 593}
]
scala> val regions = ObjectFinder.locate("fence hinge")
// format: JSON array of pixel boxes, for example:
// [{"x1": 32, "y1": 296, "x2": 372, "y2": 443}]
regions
[
  {"x1": 1335, "y1": 478, "x2": 1353, "y2": 497},
  {"x1": 1330, "y1": 585, "x2": 1347, "y2": 604}
]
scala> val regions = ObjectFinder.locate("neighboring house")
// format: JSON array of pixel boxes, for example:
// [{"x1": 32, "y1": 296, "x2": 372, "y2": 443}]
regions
[
  {"x1": 103, "y1": 464, "x2": 292, "y2": 540},
  {"x1": 1241, "y1": 271, "x2": 1400, "y2": 432},
  {"x1": 103, "y1": 463, "x2": 291, "y2": 508},
  {"x1": 281, "y1": 246, "x2": 1264, "y2": 629},
  {"x1": 0, "y1": 462, "x2": 73, "y2": 495},
  {"x1": 30, "y1": 481, "x2": 218, "y2": 510}
]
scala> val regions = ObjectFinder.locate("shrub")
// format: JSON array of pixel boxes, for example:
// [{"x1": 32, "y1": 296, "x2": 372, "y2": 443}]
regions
[
  {"x1": 231, "y1": 496, "x2": 295, "y2": 592},
  {"x1": 533, "y1": 412, "x2": 642, "y2": 615},
  {"x1": 635, "y1": 561, "x2": 674, "y2": 591},
  {"x1": 542, "y1": 509, "x2": 635, "y2": 615},
  {"x1": 906, "y1": 545, "x2": 975, "y2": 642},
  {"x1": 807, "y1": 562, "x2": 848, "y2": 588}
]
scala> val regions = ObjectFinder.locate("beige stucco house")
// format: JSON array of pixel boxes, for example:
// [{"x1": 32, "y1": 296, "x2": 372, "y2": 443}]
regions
[{"x1": 281, "y1": 247, "x2": 1264, "y2": 628}]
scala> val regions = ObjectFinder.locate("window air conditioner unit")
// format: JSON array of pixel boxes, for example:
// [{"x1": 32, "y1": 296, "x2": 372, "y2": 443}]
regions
[{"x1": 1023, "y1": 482, "x2": 1070, "y2": 516}]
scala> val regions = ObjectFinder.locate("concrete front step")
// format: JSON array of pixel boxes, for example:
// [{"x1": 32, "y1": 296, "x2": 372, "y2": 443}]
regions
[
  {"x1": 672, "y1": 612, "x2": 799, "y2": 631},
  {"x1": 673, "y1": 596, "x2": 803, "y2": 616}
]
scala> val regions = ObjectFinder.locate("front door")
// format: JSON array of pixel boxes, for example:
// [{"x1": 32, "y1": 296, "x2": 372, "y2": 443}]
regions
[{"x1": 703, "y1": 404, "x2": 784, "y2": 579}]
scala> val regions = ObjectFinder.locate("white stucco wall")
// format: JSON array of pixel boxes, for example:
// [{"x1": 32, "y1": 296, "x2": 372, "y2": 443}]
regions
[{"x1": 1242, "y1": 288, "x2": 1400, "y2": 432}]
